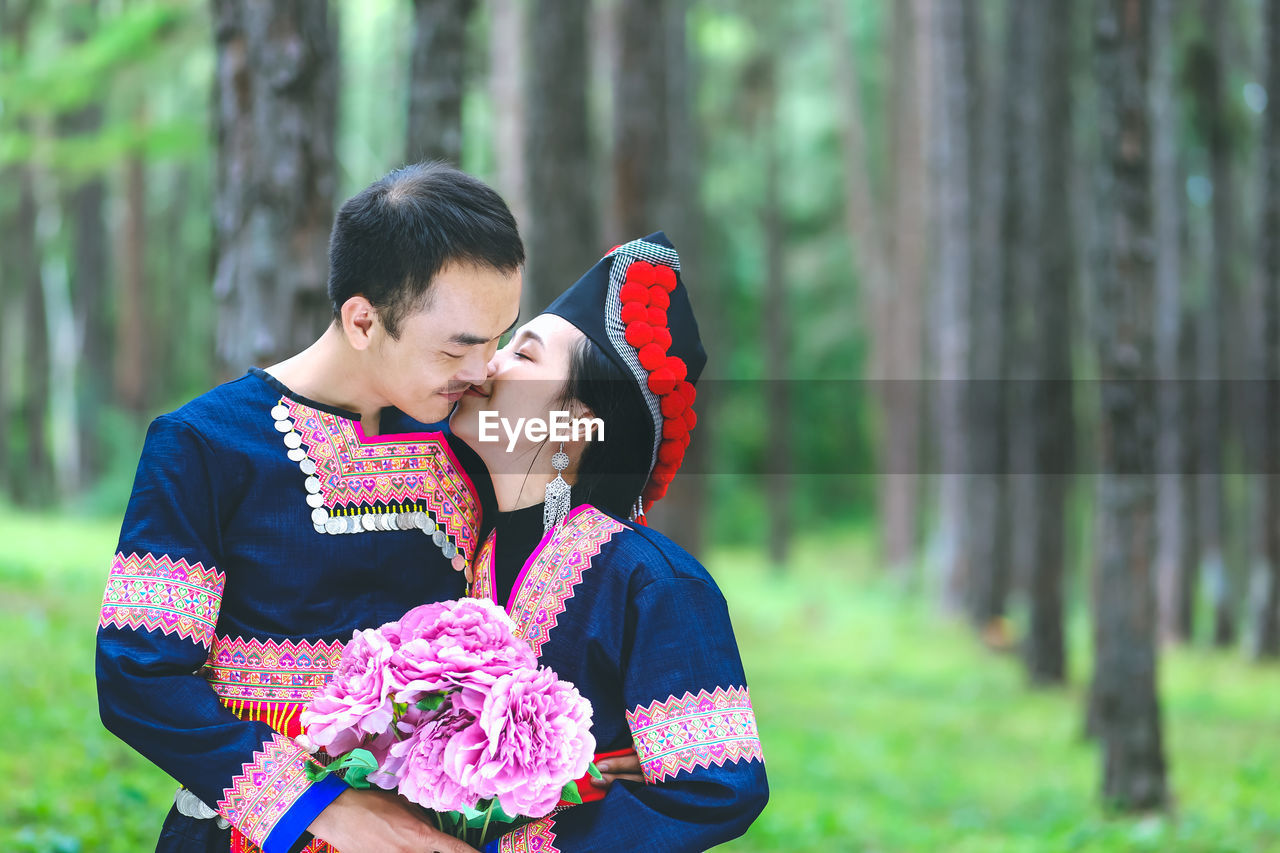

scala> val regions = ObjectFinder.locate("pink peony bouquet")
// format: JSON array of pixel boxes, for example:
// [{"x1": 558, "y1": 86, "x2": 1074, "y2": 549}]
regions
[{"x1": 300, "y1": 597, "x2": 597, "y2": 844}]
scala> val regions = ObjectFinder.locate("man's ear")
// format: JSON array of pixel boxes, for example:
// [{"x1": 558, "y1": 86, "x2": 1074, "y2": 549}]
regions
[{"x1": 340, "y1": 296, "x2": 378, "y2": 351}]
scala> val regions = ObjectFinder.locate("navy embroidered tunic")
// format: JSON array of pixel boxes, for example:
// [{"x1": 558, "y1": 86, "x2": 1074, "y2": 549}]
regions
[
  {"x1": 469, "y1": 504, "x2": 768, "y2": 853},
  {"x1": 96, "y1": 368, "x2": 490, "y2": 853}
]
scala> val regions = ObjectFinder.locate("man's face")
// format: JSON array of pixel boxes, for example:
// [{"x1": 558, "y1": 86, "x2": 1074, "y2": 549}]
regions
[{"x1": 368, "y1": 262, "x2": 522, "y2": 424}]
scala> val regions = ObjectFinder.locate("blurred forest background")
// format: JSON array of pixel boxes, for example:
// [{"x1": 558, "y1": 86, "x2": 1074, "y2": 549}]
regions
[{"x1": 3, "y1": 0, "x2": 1280, "y2": 851}]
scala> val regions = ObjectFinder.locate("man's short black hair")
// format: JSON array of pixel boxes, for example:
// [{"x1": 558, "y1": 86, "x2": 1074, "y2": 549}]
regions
[{"x1": 327, "y1": 162, "x2": 525, "y2": 337}]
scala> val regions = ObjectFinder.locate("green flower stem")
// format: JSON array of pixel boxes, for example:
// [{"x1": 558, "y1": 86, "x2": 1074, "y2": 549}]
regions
[{"x1": 480, "y1": 799, "x2": 495, "y2": 844}]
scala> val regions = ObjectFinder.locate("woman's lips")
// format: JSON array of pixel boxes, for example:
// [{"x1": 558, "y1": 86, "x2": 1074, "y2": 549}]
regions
[{"x1": 463, "y1": 386, "x2": 489, "y2": 399}]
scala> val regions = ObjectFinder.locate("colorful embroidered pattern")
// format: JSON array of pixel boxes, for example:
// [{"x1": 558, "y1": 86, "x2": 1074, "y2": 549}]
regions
[
  {"x1": 498, "y1": 816, "x2": 559, "y2": 853},
  {"x1": 469, "y1": 530, "x2": 497, "y2": 604},
  {"x1": 278, "y1": 396, "x2": 482, "y2": 559},
  {"x1": 507, "y1": 508, "x2": 623, "y2": 656},
  {"x1": 230, "y1": 827, "x2": 338, "y2": 853},
  {"x1": 206, "y1": 636, "x2": 345, "y2": 738},
  {"x1": 99, "y1": 552, "x2": 225, "y2": 648},
  {"x1": 626, "y1": 686, "x2": 764, "y2": 784},
  {"x1": 217, "y1": 732, "x2": 317, "y2": 848}
]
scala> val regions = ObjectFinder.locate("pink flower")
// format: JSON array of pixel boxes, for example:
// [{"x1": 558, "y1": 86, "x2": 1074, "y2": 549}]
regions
[
  {"x1": 391, "y1": 703, "x2": 488, "y2": 812},
  {"x1": 451, "y1": 667, "x2": 596, "y2": 817},
  {"x1": 388, "y1": 598, "x2": 536, "y2": 702},
  {"x1": 301, "y1": 627, "x2": 398, "y2": 755}
]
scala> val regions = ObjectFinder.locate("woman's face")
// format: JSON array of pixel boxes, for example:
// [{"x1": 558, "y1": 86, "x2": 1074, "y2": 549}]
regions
[{"x1": 451, "y1": 313, "x2": 588, "y2": 470}]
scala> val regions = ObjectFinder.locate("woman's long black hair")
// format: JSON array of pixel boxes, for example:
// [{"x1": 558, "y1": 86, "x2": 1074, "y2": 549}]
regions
[{"x1": 557, "y1": 335, "x2": 653, "y2": 519}]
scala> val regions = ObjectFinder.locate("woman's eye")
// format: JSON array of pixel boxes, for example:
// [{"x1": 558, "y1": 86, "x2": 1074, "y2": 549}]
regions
[{"x1": 514, "y1": 351, "x2": 531, "y2": 361}]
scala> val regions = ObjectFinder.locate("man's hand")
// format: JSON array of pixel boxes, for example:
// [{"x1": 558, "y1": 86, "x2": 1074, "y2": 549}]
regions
[
  {"x1": 590, "y1": 750, "x2": 645, "y2": 789},
  {"x1": 307, "y1": 788, "x2": 476, "y2": 853}
]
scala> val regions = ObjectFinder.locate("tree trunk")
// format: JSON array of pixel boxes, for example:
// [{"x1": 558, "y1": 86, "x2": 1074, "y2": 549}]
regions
[
  {"x1": 1089, "y1": 0, "x2": 1168, "y2": 811},
  {"x1": 1025, "y1": 0, "x2": 1075, "y2": 684},
  {"x1": 827, "y1": 0, "x2": 921, "y2": 574},
  {"x1": 1152, "y1": 0, "x2": 1192, "y2": 645},
  {"x1": 643, "y1": 0, "x2": 707, "y2": 555},
  {"x1": 930, "y1": 0, "x2": 974, "y2": 612},
  {"x1": 115, "y1": 148, "x2": 149, "y2": 415},
  {"x1": 1208, "y1": 0, "x2": 1240, "y2": 647},
  {"x1": 523, "y1": 0, "x2": 597, "y2": 308},
  {"x1": 967, "y1": 0, "x2": 1018, "y2": 635},
  {"x1": 877, "y1": 0, "x2": 930, "y2": 576},
  {"x1": 760, "y1": 61, "x2": 790, "y2": 571},
  {"x1": 407, "y1": 0, "x2": 474, "y2": 164},
  {"x1": 211, "y1": 0, "x2": 338, "y2": 375},
  {"x1": 61, "y1": 1, "x2": 110, "y2": 486},
  {"x1": 611, "y1": 0, "x2": 670, "y2": 238},
  {"x1": 17, "y1": 165, "x2": 53, "y2": 506},
  {"x1": 488, "y1": 0, "x2": 532, "y2": 314},
  {"x1": 1252, "y1": 0, "x2": 1280, "y2": 660}
]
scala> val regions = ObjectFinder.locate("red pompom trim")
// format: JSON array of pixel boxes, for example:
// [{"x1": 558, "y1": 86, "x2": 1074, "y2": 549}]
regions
[
  {"x1": 625, "y1": 322, "x2": 654, "y2": 348},
  {"x1": 614, "y1": 257, "x2": 697, "y2": 511},
  {"x1": 648, "y1": 368, "x2": 678, "y2": 396},
  {"x1": 643, "y1": 481, "x2": 668, "y2": 501},
  {"x1": 620, "y1": 281, "x2": 649, "y2": 306},
  {"x1": 658, "y1": 442, "x2": 684, "y2": 465},
  {"x1": 630, "y1": 260, "x2": 657, "y2": 281},
  {"x1": 638, "y1": 344, "x2": 667, "y2": 371},
  {"x1": 675, "y1": 380, "x2": 696, "y2": 408},
  {"x1": 653, "y1": 265, "x2": 677, "y2": 292},
  {"x1": 621, "y1": 302, "x2": 648, "y2": 324}
]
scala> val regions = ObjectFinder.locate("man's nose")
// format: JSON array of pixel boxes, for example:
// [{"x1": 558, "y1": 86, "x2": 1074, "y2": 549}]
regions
[{"x1": 455, "y1": 350, "x2": 490, "y2": 384}]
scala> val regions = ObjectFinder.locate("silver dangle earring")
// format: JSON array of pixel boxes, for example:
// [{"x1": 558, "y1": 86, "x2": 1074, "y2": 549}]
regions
[
  {"x1": 630, "y1": 496, "x2": 645, "y2": 522},
  {"x1": 544, "y1": 443, "x2": 572, "y2": 533}
]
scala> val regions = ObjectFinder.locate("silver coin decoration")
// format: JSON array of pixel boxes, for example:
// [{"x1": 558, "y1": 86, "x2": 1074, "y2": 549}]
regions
[
  {"x1": 274, "y1": 419, "x2": 293, "y2": 433},
  {"x1": 283, "y1": 432, "x2": 302, "y2": 449},
  {"x1": 362, "y1": 515, "x2": 377, "y2": 532},
  {"x1": 304, "y1": 477, "x2": 321, "y2": 494},
  {"x1": 442, "y1": 541, "x2": 457, "y2": 560},
  {"x1": 325, "y1": 518, "x2": 343, "y2": 535},
  {"x1": 287, "y1": 448, "x2": 306, "y2": 462},
  {"x1": 311, "y1": 508, "x2": 328, "y2": 525},
  {"x1": 305, "y1": 493, "x2": 324, "y2": 508},
  {"x1": 432, "y1": 530, "x2": 446, "y2": 547},
  {"x1": 270, "y1": 404, "x2": 290, "y2": 421},
  {"x1": 299, "y1": 459, "x2": 317, "y2": 476}
]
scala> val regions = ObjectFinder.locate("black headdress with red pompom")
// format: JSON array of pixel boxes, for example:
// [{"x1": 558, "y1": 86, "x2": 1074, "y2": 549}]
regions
[{"x1": 544, "y1": 232, "x2": 705, "y2": 520}]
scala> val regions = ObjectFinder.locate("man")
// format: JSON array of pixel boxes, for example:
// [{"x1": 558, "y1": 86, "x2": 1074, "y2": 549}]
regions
[{"x1": 99, "y1": 163, "x2": 530, "y2": 853}]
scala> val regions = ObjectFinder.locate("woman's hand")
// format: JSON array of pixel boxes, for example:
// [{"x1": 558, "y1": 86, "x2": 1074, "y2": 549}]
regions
[{"x1": 590, "y1": 749, "x2": 645, "y2": 789}]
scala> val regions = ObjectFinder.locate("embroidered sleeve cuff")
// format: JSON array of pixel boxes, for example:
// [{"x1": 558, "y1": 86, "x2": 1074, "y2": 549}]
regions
[
  {"x1": 626, "y1": 686, "x2": 764, "y2": 784},
  {"x1": 217, "y1": 732, "x2": 342, "y2": 851},
  {"x1": 99, "y1": 552, "x2": 224, "y2": 648},
  {"x1": 494, "y1": 817, "x2": 558, "y2": 852},
  {"x1": 261, "y1": 773, "x2": 347, "y2": 853}
]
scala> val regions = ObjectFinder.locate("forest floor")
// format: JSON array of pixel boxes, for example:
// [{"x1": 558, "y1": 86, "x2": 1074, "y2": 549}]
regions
[{"x1": 1, "y1": 511, "x2": 1276, "y2": 853}]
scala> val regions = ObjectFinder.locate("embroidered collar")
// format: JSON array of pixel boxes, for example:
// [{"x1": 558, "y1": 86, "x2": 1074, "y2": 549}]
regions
[
  {"x1": 263, "y1": 384, "x2": 482, "y2": 562},
  {"x1": 471, "y1": 505, "x2": 623, "y2": 655}
]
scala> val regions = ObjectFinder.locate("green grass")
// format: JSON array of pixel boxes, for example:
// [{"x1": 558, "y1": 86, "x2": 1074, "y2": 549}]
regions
[{"x1": 2, "y1": 511, "x2": 1277, "y2": 852}]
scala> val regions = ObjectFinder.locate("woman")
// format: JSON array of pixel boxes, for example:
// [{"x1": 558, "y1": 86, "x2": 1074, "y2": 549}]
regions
[{"x1": 450, "y1": 232, "x2": 768, "y2": 852}]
